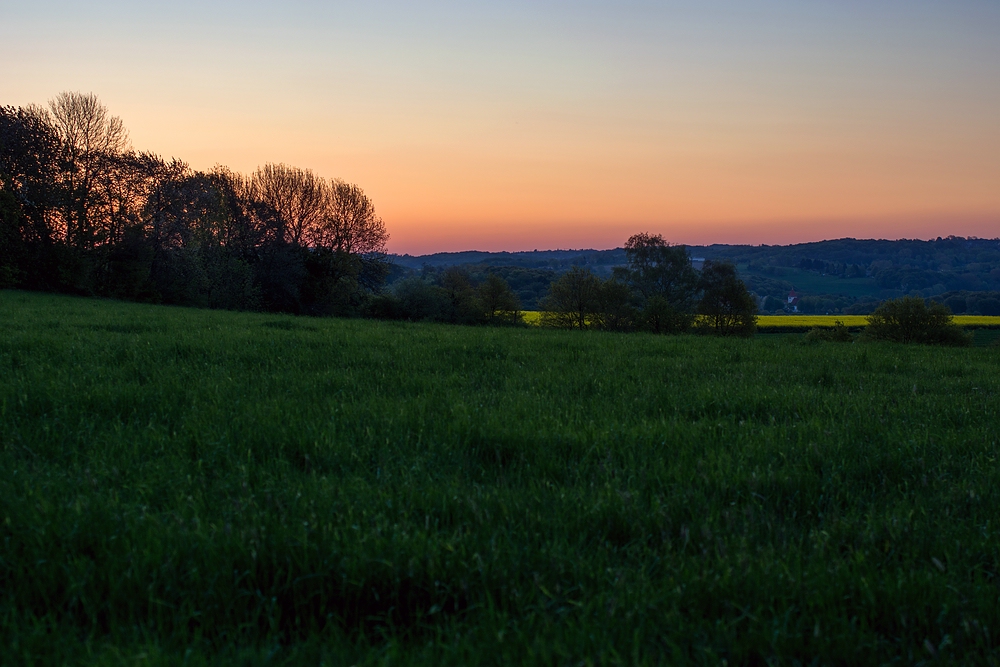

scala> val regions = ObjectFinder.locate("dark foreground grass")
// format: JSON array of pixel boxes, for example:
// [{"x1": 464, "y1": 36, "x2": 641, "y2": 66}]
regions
[{"x1": 1, "y1": 290, "x2": 999, "y2": 665}]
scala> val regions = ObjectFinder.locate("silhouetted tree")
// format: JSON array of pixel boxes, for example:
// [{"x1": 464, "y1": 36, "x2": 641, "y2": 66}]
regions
[
  {"x1": 48, "y1": 92, "x2": 129, "y2": 250},
  {"x1": 540, "y1": 267, "x2": 603, "y2": 329},
  {"x1": 615, "y1": 233, "x2": 698, "y2": 333},
  {"x1": 477, "y1": 273, "x2": 521, "y2": 325},
  {"x1": 251, "y1": 163, "x2": 326, "y2": 246},
  {"x1": 310, "y1": 179, "x2": 388, "y2": 255},
  {"x1": 697, "y1": 260, "x2": 756, "y2": 337},
  {"x1": 594, "y1": 279, "x2": 638, "y2": 332},
  {"x1": 310, "y1": 179, "x2": 390, "y2": 293},
  {"x1": 439, "y1": 267, "x2": 480, "y2": 323},
  {"x1": 0, "y1": 105, "x2": 62, "y2": 288}
]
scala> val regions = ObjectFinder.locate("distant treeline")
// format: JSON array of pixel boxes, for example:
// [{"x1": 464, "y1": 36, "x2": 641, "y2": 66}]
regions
[
  {"x1": 372, "y1": 233, "x2": 757, "y2": 336},
  {"x1": 394, "y1": 236, "x2": 1000, "y2": 313}
]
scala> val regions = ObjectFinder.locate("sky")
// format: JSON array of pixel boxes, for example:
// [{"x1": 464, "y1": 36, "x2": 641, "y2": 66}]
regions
[{"x1": 3, "y1": 1, "x2": 999, "y2": 254}]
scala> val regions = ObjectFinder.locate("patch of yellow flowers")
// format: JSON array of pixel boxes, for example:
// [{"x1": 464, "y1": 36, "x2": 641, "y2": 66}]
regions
[{"x1": 518, "y1": 312, "x2": 1000, "y2": 328}]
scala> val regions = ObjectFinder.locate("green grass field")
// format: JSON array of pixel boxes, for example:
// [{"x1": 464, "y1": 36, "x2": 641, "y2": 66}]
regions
[
  {"x1": 2, "y1": 291, "x2": 1000, "y2": 665},
  {"x1": 737, "y1": 265, "x2": 882, "y2": 299}
]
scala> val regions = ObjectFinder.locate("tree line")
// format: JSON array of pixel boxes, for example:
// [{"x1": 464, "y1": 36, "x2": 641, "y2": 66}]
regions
[
  {"x1": 372, "y1": 233, "x2": 758, "y2": 336},
  {"x1": 1, "y1": 92, "x2": 756, "y2": 335},
  {"x1": 1, "y1": 92, "x2": 389, "y2": 315},
  {"x1": 536, "y1": 233, "x2": 756, "y2": 336}
]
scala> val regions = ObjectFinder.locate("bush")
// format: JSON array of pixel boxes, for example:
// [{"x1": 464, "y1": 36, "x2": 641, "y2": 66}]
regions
[
  {"x1": 640, "y1": 295, "x2": 693, "y2": 333},
  {"x1": 804, "y1": 320, "x2": 853, "y2": 343},
  {"x1": 861, "y1": 296, "x2": 971, "y2": 346}
]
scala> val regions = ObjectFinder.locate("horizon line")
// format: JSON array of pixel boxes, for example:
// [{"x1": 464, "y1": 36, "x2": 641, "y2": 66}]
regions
[{"x1": 389, "y1": 234, "x2": 1000, "y2": 257}]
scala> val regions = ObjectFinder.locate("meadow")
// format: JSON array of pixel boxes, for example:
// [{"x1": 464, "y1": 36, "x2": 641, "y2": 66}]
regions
[{"x1": 2, "y1": 290, "x2": 1000, "y2": 665}]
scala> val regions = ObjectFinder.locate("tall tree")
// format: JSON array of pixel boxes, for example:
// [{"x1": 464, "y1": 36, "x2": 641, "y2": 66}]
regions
[
  {"x1": 540, "y1": 267, "x2": 603, "y2": 329},
  {"x1": 309, "y1": 179, "x2": 388, "y2": 255},
  {"x1": 48, "y1": 92, "x2": 129, "y2": 249},
  {"x1": 310, "y1": 179, "x2": 389, "y2": 291},
  {"x1": 615, "y1": 233, "x2": 699, "y2": 332},
  {"x1": 0, "y1": 105, "x2": 62, "y2": 287},
  {"x1": 250, "y1": 163, "x2": 326, "y2": 246},
  {"x1": 696, "y1": 260, "x2": 757, "y2": 337},
  {"x1": 477, "y1": 273, "x2": 521, "y2": 325}
]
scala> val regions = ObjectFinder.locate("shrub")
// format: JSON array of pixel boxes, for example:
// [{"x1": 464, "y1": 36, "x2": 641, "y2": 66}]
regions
[
  {"x1": 861, "y1": 296, "x2": 971, "y2": 346},
  {"x1": 804, "y1": 320, "x2": 853, "y2": 343}
]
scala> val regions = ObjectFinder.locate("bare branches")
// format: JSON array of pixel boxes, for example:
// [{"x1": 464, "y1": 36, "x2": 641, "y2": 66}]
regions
[
  {"x1": 48, "y1": 92, "x2": 129, "y2": 160},
  {"x1": 3, "y1": 90, "x2": 392, "y2": 307},
  {"x1": 248, "y1": 164, "x2": 388, "y2": 255},
  {"x1": 250, "y1": 163, "x2": 326, "y2": 246},
  {"x1": 313, "y1": 179, "x2": 388, "y2": 255},
  {"x1": 46, "y1": 91, "x2": 131, "y2": 249}
]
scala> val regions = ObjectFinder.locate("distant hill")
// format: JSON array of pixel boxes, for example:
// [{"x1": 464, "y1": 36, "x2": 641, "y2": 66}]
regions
[
  {"x1": 391, "y1": 248, "x2": 627, "y2": 275},
  {"x1": 389, "y1": 236, "x2": 1000, "y2": 314},
  {"x1": 392, "y1": 236, "x2": 1000, "y2": 273}
]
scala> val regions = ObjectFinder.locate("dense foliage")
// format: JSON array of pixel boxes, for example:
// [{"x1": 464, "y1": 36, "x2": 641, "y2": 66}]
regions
[
  {"x1": 537, "y1": 236, "x2": 756, "y2": 335},
  {"x1": 368, "y1": 268, "x2": 522, "y2": 326},
  {"x1": 2, "y1": 291, "x2": 999, "y2": 664},
  {"x1": 0, "y1": 93, "x2": 389, "y2": 315},
  {"x1": 862, "y1": 296, "x2": 972, "y2": 346},
  {"x1": 695, "y1": 260, "x2": 758, "y2": 337}
]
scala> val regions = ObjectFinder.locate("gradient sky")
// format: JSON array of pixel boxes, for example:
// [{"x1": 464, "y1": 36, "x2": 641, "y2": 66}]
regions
[{"x1": 3, "y1": 1, "x2": 999, "y2": 253}]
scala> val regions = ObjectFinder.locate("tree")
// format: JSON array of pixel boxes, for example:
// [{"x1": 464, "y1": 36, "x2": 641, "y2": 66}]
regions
[
  {"x1": 0, "y1": 189, "x2": 24, "y2": 286},
  {"x1": 477, "y1": 273, "x2": 521, "y2": 325},
  {"x1": 697, "y1": 260, "x2": 756, "y2": 337},
  {"x1": 0, "y1": 105, "x2": 60, "y2": 243},
  {"x1": 307, "y1": 178, "x2": 390, "y2": 293},
  {"x1": 310, "y1": 179, "x2": 388, "y2": 255},
  {"x1": 250, "y1": 163, "x2": 326, "y2": 246},
  {"x1": 594, "y1": 279, "x2": 638, "y2": 332},
  {"x1": 0, "y1": 105, "x2": 64, "y2": 289},
  {"x1": 615, "y1": 233, "x2": 698, "y2": 333},
  {"x1": 48, "y1": 92, "x2": 130, "y2": 249},
  {"x1": 862, "y1": 296, "x2": 970, "y2": 346},
  {"x1": 540, "y1": 267, "x2": 603, "y2": 329},
  {"x1": 439, "y1": 267, "x2": 480, "y2": 323},
  {"x1": 206, "y1": 167, "x2": 270, "y2": 255}
]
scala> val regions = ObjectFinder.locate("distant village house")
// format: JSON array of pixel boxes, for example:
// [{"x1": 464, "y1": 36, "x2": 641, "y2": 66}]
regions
[{"x1": 786, "y1": 289, "x2": 800, "y2": 313}]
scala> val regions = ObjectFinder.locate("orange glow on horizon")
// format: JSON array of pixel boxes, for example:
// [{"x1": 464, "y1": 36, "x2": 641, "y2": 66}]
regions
[{"x1": 7, "y1": 2, "x2": 998, "y2": 255}]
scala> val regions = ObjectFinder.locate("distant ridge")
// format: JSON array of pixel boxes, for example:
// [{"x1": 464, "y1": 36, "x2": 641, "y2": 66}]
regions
[
  {"x1": 389, "y1": 237, "x2": 1000, "y2": 310},
  {"x1": 391, "y1": 236, "x2": 1000, "y2": 271}
]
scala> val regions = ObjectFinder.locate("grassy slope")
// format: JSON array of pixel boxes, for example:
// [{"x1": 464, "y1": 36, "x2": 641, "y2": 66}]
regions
[
  {"x1": 2, "y1": 291, "x2": 1000, "y2": 665},
  {"x1": 738, "y1": 264, "x2": 882, "y2": 298}
]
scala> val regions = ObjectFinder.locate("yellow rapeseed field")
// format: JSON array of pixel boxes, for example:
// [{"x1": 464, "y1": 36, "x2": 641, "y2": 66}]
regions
[
  {"x1": 758, "y1": 315, "x2": 1000, "y2": 328},
  {"x1": 520, "y1": 312, "x2": 1000, "y2": 328},
  {"x1": 522, "y1": 311, "x2": 543, "y2": 325},
  {"x1": 757, "y1": 315, "x2": 869, "y2": 327}
]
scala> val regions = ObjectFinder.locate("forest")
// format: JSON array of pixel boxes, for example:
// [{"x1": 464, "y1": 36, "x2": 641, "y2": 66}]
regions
[{"x1": 0, "y1": 93, "x2": 390, "y2": 317}]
